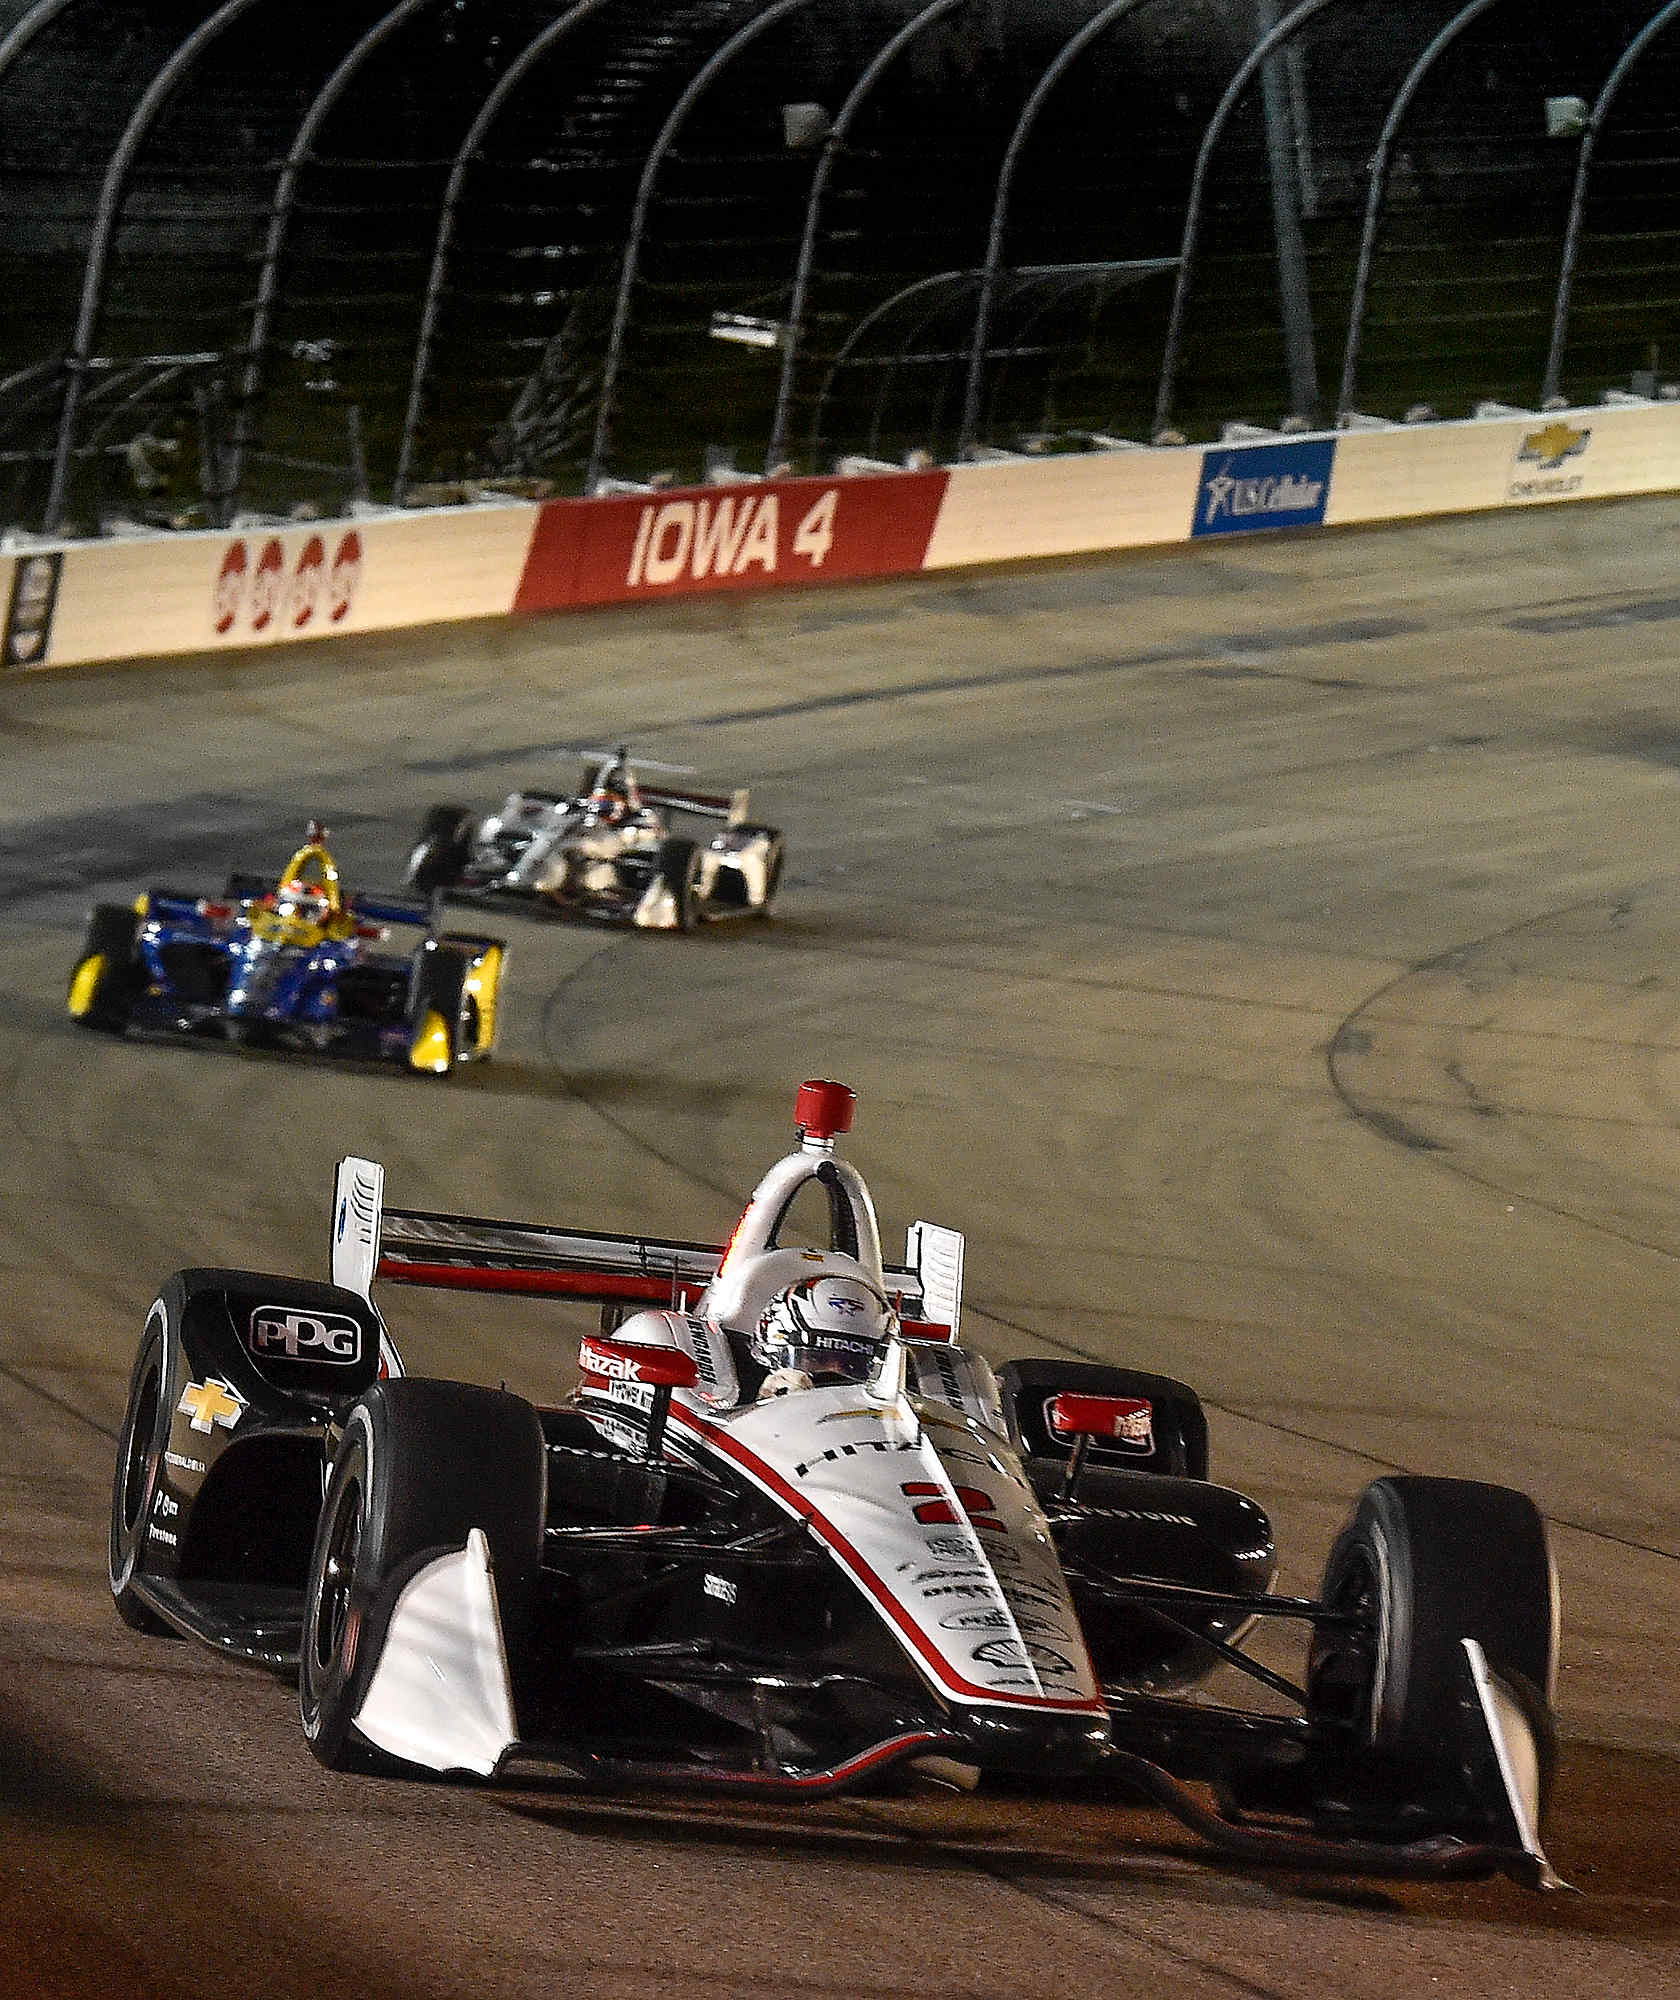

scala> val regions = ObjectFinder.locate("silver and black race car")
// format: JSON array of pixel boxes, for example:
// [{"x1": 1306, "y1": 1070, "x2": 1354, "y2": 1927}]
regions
[
  {"x1": 108, "y1": 1081, "x2": 1565, "y2": 1889},
  {"x1": 404, "y1": 749, "x2": 784, "y2": 930}
]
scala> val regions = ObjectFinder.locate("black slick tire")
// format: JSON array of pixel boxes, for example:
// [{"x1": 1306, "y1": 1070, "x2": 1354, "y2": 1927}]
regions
[
  {"x1": 108, "y1": 1306, "x2": 179, "y2": 1636},
  {"x1": 657, "y1": 836, "x2": 703, "y2": 932},
  {"x1": 406, "y1": 943, "x2": 470, "y2": 1075},
  {"x1": 298, "y1": 1378, "x2": 546, "y2": 1772},
  {"x1": 406, "y1": 805, "x2": 473, "y2": 893},
  {"x1": 1306, "y1": 1475, "x2": 1559, "y2": 1808},
  {"x1": 68, "y1": 903, "x2": 141, "y2": 1032}
]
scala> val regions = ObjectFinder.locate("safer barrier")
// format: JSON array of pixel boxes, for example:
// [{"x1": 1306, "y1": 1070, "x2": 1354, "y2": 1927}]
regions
[{"x1": 5, "y1": 401, "x2": 1679, "y2": 673}]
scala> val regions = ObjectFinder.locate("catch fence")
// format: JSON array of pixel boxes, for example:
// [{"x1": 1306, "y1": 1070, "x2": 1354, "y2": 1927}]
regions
[{"x1": 0, "y1": 0, "x2": 1677, "y2": 535}]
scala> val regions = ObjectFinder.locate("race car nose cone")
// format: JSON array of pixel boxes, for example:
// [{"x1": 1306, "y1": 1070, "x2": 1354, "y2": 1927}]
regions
[{"x1": 796, "y1": 1078, "x2": 855, "y2": 1142}]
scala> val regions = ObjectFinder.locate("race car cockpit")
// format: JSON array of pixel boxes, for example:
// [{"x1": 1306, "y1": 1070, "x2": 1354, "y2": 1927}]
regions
[{"x1": 249, "y1": 822, "x2": 356, "y2": 949}]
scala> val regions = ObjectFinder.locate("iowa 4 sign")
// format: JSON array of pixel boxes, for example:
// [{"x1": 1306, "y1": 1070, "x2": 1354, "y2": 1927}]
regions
[{"x1": 515, "y1": 470, "x2": 949, "y2": 611}]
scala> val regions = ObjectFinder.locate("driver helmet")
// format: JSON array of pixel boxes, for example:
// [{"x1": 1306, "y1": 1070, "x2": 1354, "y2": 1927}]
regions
[{"x1": 752, "y1": 1274, "x2": 898, "y2": 1387}]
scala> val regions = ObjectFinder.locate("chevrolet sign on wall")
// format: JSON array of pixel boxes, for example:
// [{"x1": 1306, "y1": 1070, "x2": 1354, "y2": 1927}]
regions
[{"x1": 1192, "y1": 438, "x2": 1337, "y2": 537}]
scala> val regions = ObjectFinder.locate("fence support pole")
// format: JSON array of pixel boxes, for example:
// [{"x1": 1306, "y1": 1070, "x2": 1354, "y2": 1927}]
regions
[
  {"x1": 45, "y1": 0, "x2": 281, "y2": 530},
  {"x1": 1541, "y1": 0, "x2": 1680, "y2": 406},
  {"x1": 232, "y1": 0, "x2": 449, "y2": 521},
  {"x1": 1152, "y1": 0, "x2": 1352, "y2": 442},
  {"x1": 765, "y1": 0, "x2": 967, "y2": 476},
  {"x1": 957, "y1": 0, "x2": 1161, "y2": 460},
  {"x1": 1336, "y1": 0, "x2": 1505, "y2": 419},
  {"x1": 586, "y1": 0, "x2": 828, "y2": 494},
  {"x1": 394, "y1": 0, "x2": 617, "y2": 503},
  {"x1": 1255, "y1": 0, "x2": 1319, "y2": 423}
]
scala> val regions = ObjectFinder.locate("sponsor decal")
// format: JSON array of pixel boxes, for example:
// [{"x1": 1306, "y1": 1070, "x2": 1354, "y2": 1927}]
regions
[
  {"x1": 149, "y1": 1525, "x2": 179, "y2": 1548},
  {"x1": 972, "y1": 1637, "x2": 1077, "y2": 1678},
  {"x1": 513, "y1": 470, "x2": 951, "y2": 613},
  {"x1": 152, "y1": 1488, "x2": 179, "y2": 1520},
  {"x1": 212, "y1": 529, "x2": 362, "y2": 639},
  {"x1": 922, "y1": 1583, "x2": 994, "y2": 1601},
  {"x1": 336, "y1": 1196, "x2": 348, "y2": 1243},
  {"x1": 902, "y1": 1480, "x2": 1005, "y2": 1534},
  {"x1": 163, "y1": 1450, "x2": 206, "y2": 1475},
  {"x1": 1090, "y1": 1506, "x2": 1197, "y2": 1527},
  {"x1": 794, "y1": 1438, "x2": 919, "y2": 1478},
  {"x1": 177, "y1": 1376, "x2": 246, "y2": 1436},
  {"x1": 702, "y1": 1572, "x2": 738, "y2": 1606},
  {"x1": 1047, "y1": 1392, "x2": 1154, "y2": 1453},
  {"x1": 3, "y1": 551, "x2": 63, "y2": 669},
  {"x1": 1509, "y1": 420, "x2": 1590, "y2": 501},
  {"x1": 1192, "y1": 438, "x2": 1336, "y2": 538},
  {"x1": 923, "y1": 1534, "x2": 974, "y2": 1560},
  {"x1": 247, "y1": 1304, "x2": 362, "y2": 1365},
  {"x1": 940, "y1": 1607, "x2": 1012, "y2": 1632}
]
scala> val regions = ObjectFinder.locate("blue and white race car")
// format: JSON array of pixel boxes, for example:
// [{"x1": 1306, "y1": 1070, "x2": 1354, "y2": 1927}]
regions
[{"x1": 67, "y1": 823, "x2": 505, "y2": 1075}]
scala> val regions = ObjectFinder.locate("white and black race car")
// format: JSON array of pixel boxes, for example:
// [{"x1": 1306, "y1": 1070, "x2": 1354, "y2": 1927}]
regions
[
  {"x1": 404, "y1": 749, "x2": 783, "y2": 930},
  {"x1": 109, "y1": 1081, "x2": 1564, "y2": 1888}
]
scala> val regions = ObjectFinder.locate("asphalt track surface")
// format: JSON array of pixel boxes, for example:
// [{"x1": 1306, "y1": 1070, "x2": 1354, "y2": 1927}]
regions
[{"x1": 1, "y1": 498, "x2": 1677, "y2": 1997}]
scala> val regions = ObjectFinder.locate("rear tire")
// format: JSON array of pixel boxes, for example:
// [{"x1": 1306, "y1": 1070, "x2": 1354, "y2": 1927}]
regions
[
  {"x1": 298, "y1": 1379, "x2": 545, "y2": 1772},
  {"x1": 1306, "y1": 1476, "x2": 1559, "y2": 1809},
  {"x1": 657, "y1": 837, "x2": 703, "y2": 933},
  {"x1": 68, "y1": 903, "x2": 141, "y2": 1032},
  {"x1": 406, "y1": 805, "x2": 473, "y2": 894}
]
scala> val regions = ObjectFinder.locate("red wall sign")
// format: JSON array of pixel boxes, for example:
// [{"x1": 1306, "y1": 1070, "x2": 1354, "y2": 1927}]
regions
[{"x1": 514, "y1": 470, "x2": 949, "y2": 613}]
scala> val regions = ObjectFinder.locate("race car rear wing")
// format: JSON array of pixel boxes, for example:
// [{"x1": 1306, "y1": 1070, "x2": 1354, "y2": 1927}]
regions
[
  {"x1": 638, "y1": 782, "x2": 749, "y2": 827},
  {"x1": 330, "y1": 1156, "x2": 959, "y2": 1329}
]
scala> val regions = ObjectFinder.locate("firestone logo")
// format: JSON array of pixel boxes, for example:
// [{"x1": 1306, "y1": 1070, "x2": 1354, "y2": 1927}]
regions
[{"x1": 213, "y1": 530, "x2": 362, "y2": 638}]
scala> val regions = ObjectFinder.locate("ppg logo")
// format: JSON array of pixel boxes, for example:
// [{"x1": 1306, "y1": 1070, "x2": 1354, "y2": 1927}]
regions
[{"x1": 247, "y1": 1305, "x2": 362, "y2": 1365}]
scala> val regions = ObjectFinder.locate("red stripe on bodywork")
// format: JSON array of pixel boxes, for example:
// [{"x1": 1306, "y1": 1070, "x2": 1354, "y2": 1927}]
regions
[{"x1": 668, "y1": 1403, "x2": 1105, "y2": 1717}]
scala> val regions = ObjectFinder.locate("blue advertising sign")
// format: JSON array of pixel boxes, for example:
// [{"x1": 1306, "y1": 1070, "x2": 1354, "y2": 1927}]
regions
[{"x1": 1192, "y1": 437, "x2": 1336, "y2": 538}]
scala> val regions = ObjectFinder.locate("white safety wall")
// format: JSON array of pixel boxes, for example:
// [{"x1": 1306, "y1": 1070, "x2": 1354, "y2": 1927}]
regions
[{"x1": 5, "y1": 399, "x2": 1680, "y2": 674}]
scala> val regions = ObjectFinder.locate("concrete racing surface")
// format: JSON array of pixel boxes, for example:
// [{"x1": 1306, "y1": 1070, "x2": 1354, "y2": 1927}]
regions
[{"x1": 2, "y1": 497, "x2": 1678, "y2": 1996}]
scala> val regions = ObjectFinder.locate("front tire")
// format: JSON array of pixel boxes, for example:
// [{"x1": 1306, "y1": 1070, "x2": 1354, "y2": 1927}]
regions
[
  {"x1": 68, "y1": 903, "x2": 141, "y2": 1032},
  {"x1": 1306, "y1": 1476, "x2": 1559, "y2": 1809},
  {"x1": 299, "y1": 1378, "x2": 546, "y2": 1772},
  {"x1": 108, "y1": 1308, "x2": 177, "y2": 1636},
  {"x1": 406, "y1": 944, "x2": 469, "y2": 1075},
  {"x1": 657, "y1": 837, "x2": 703, "y2": 932}
]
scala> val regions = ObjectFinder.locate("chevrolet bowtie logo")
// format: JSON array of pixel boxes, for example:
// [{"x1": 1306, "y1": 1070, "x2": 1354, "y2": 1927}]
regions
[
  {"x1": 178, "y1": 1375, "x2": 246, "y2": 1435},
  {"x1": 1517, "y1": 421, "x2": 1590, "y2": 471}
]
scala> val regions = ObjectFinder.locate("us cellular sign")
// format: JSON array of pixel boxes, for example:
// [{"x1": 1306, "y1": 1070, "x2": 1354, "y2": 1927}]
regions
[{"x1": 1192, "y1": 438, "x2": 1336, "y2": 537}]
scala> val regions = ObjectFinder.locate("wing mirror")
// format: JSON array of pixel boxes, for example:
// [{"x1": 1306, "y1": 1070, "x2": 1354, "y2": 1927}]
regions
[
  {"x1": 1047, "y1": 1392, "x2": 1154, "y2": 1502},
  {"x1": 578, "y1": 1335, "x2": 699, "y2": 1462}
]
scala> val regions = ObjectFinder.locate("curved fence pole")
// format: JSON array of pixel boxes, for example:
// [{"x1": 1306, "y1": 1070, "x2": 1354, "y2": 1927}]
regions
[
  {"x1": 44, "y1": 0, "x2": 275, "y2": 530},
  {"x1": 1542, "y1": 0, "x2": 1680, "y2": 405},
  {"x1": 1336, "y1": 0, "x2": 1506, "y2": 419},
  {"x1": 232, "y1": 0, "x2": 448, "y2": 515},
  {"x1": 1152, "y1": 0, "x2": 1354, "y2": 441},
  {"x1": 764, "y1": 0, "x2": 967, "y2": 474},
  {"x1": 957, "y1": 0, "x2": 1163, "y2": 459},
  {"x1": 808, "y1": 269, "x2": 962, "y2": 460},
  {"x1": 586, "y1": 0, "x2": 827, "y2": 493},
  {"x1": 0, "y1": 0, "x2": 83, "y2": 79},
  {"x1": 394, "y1": 0, "x2": 618, "y2": 503}
]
